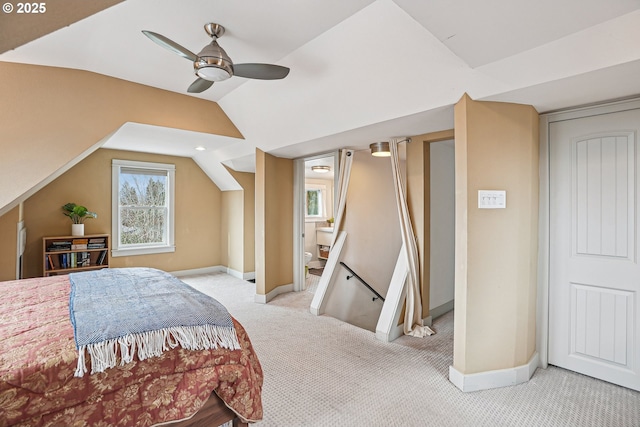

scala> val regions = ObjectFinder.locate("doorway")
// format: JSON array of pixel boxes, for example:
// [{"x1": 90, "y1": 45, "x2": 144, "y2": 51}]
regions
[
  {"x1": 429, "y1": 139, "x2": 455, "y2": 318},
  {"x1": 545, "y1": 99, "x2": 640, "y2": 391},
  {"x1": 293, "y1": 152, "x2": 338, "y2": 292}
]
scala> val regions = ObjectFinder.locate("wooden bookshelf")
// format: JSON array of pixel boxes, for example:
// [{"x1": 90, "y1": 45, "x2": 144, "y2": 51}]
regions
[{"x1": 43, "y1": 234, "x2": 110, "y2": 277}]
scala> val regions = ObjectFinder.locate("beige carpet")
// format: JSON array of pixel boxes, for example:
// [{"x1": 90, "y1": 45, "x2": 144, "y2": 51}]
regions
[{"x1": 181, "y1": 272, "x2": 640, "y2": 427}]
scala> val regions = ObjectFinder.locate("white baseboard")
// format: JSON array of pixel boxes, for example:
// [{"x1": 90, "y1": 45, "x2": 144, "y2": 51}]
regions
[
  {"x1": 429, "y1": 299, "x2": 454, "y2": 320},
  {"x1": 255, "y1": 283, "x2": 294, "y2": 304},
  {"x1": 226, "y1": 267, "x2": 255, "y2": 281},
  {"x1": 171, "y1": 265, "x2": 226, "y2": 277},
  {"x1": 449, "y1": 352, "x2": 539, "y2": 392},
  {"x1": 171, "y1": 266, "x2": 255, "y2": 281}
]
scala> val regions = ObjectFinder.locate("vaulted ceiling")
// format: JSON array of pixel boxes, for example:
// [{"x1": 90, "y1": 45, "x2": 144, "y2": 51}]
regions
[{"x1": 2, "y1": 0, "x2": 639, "y2": 188}]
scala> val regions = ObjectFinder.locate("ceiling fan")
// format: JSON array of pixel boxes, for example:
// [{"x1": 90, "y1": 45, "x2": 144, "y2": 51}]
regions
[{"x1": 142, "y1": 23, "x2": 290, "y2": 93}]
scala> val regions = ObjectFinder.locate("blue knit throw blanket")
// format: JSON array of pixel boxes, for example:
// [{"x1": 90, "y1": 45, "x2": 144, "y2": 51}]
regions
[{"x1": 69, "y1": 267, "x2": 239, "y2": 377}]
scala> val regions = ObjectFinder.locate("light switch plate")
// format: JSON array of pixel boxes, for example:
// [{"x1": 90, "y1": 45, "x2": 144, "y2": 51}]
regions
[{"x1": 478, "y1": 190, "x2": 506, "y2": 209}]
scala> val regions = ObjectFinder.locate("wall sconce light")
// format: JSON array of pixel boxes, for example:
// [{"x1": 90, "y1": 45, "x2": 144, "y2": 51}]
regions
[
  {"x1": 370, "y1": 141, "x2": 390, "y2": 157},
  {"x1": 311, "y1": 165, "x2": 331, "y2": 173}
]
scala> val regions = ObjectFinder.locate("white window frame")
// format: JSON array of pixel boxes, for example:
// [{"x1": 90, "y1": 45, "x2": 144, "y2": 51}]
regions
[{"x1": 111, "y1": 159, "x2": 175, "y2": 257}]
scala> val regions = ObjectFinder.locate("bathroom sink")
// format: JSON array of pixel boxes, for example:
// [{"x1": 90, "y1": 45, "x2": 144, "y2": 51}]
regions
[{"x1": 316, "y1": 227, "x2": 333, "y2": 247}]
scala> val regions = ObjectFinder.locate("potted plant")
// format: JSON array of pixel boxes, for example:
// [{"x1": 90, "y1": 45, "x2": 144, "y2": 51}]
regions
[{"x1": 62, "y1": 203, "x2": 97, "y2": 236}]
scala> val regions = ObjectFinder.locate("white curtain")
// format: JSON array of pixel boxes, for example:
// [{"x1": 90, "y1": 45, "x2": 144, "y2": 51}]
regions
[
  {"x1": 330, "y1": 149, "x2": 354, "y2": 249},
  {"x1": 389, "y1": 139, "x2": 435, "y2": 337}
]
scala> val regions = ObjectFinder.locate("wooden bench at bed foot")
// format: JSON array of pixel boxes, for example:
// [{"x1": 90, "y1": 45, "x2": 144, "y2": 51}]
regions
[{"x1": 167, "y1": 393, "x2": 248, "y2": 427}]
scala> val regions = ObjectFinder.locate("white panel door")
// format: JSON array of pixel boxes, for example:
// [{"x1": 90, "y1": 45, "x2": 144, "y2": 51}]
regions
[{"x1": 549, "y1": 108, "x2": 640, "y2": 391}]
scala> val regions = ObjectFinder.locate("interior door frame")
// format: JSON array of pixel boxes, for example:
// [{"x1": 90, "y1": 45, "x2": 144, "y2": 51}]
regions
[
  {"x1": 538, "y1": 96, "x2": 640, "y2": 368},
  {"x1": 293, "y1": 150, "x2": 339, "y2": 292}
]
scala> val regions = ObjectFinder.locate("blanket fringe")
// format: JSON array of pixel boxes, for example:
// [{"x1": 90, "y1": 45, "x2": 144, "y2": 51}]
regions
[{"x1": 74, "y1": 325, "x2": 240, "y2": 377}]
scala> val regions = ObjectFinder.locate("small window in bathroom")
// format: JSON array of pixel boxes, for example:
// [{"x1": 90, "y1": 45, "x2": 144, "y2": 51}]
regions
[{"x1": 306, "y1": 189, "x2": 323, "y2": 217}]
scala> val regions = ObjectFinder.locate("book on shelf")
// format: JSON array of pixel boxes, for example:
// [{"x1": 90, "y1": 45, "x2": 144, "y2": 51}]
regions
[
  {"x1": 71, "y1": 238, "x2": 89, "y2": 250},
  {"x1": 47, "y1": 255, "x2": 55, "y2": 270},
  {"x1": 97, "y1": 250, "x2": 107, "y2": 266},
  {"x1": 88, "y1": 237, "x2": 106, "y2": 249},
  {"x1": 48, "y1": 241, "x2": 72, "y2": 251}
]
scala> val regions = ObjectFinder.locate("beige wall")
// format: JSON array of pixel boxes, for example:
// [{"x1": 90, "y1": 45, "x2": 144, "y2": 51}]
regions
[
  {"x1": 255, "y1": 149, "x2": 293, "y2": 296},
  {"x1": 221, "y1": 190, "x2": 244, "y2": 272},
  {"x1": 0, "y1": 206, "x2": 20, "y2": 281},
  {"x1": 20, "y1": 148, "x2": 223, "y2": 278},
  {"x1": 453, "y1": 94, "x2": 539, "y2": 374},
  {"x1": 0, "y1": 61, "x2": 242, "y2": 216},
  {"x1": 227, "y1": 169, "x2": 256, "y2": 274}
]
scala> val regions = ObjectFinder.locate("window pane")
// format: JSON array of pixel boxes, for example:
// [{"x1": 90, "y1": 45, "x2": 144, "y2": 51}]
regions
[
  {"x1": 119, "y1": 170, "x2": 167, "y2": 246},
  {"x1": 119, "y1": 172, "x2": 166, "y2": 207},
  {"x1": 120, "y1": 207, "x2": 167, "y2": 245},
  {"x1": 307, "y1": 190, "x2": 320, "y2": 216}
]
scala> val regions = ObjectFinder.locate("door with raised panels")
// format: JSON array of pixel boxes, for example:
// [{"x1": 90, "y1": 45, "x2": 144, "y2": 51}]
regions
[{"x1": 549, "y1": 107, "x2": 640, "y2": 391}]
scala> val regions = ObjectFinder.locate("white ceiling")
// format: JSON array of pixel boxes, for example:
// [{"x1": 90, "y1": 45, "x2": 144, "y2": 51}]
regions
[{"x1": 2, "y1": 0, "x2": 640, "y2": 189}]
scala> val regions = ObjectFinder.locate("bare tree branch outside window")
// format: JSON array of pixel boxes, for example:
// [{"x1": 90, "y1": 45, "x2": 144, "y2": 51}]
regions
[{"x1": 119, "y1": 172, "x2": 167, "y2": 246}]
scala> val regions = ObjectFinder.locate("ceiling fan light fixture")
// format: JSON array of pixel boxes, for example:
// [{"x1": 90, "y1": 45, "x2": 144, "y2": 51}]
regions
[
  {"x1": 311, "y1": 165, "x2": 331, "y2": 173},
  {"x1": 194, "y1": 42, "x2": 233, "y2": 81},
  {"x1": 370, "y1": 142, "x2": 391, "y2": 157},
  {"x1": 196, "y1": 65, "x2": 232, "y2": 81}
]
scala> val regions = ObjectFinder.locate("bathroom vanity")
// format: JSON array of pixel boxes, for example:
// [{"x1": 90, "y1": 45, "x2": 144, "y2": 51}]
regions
[{"x1": 316, "y1": 227, "x2": 333, "y2": 259}]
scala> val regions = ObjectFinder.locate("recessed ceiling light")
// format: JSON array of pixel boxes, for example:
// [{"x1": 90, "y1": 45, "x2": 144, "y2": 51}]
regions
[{"x1": 195, "y1": 146, "x2": 206, "y2": 151}]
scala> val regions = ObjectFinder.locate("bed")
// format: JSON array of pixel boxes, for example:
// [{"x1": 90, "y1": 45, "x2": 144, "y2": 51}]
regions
[{"x1": 0, "y1": 268, "x2": 263, "y2": 427}]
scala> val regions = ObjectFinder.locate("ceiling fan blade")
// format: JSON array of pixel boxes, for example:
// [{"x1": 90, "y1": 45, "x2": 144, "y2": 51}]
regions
[
  {"x1": 142, "y1": 30, "x2": 198, "y2": 62},
  {"x1": 187, "y1": 78, "x2": 214, "y2": 93},
  {"x1": 233, "y1": 63, "x2": 290, "y2": 80}
]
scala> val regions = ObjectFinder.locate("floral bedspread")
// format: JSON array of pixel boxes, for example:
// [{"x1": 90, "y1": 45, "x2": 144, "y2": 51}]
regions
[{"x1": 0, "y1": 274, "x2": 263, "y2": 427}]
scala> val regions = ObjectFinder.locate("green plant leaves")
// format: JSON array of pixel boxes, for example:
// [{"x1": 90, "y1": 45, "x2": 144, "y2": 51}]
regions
[{"x1": 62, "y1": 202, "x2": 97, "y2": 224}]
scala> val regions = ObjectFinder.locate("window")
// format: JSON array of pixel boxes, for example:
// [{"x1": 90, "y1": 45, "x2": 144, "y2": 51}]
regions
[
  {"x1": 306, "y1": 188, "x2": 323, "y2": 217},
  {"x1": 111, "y1": 159, "x2": 175, "y2": 257},
  {"x1": 305, "y1": 183, "x2": 329, "y2": 219}
]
